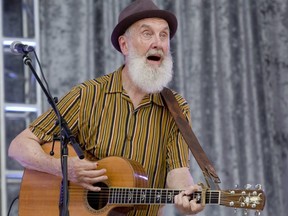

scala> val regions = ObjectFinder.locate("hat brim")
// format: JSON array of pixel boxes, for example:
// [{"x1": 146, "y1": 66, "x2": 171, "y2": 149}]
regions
[{"x1": 111, "y1": 10, "x2": 178, "y2": 52}]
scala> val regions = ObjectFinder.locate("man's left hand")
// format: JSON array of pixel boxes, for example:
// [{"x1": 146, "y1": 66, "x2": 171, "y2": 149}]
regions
[{"x1": 174, "y1": 185, "x2": 204, "y2": 215}]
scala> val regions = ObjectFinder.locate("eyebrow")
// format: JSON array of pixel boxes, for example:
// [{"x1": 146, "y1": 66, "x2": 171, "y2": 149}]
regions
[{"x1": 140, "y1": 24, "x2": 170, "y2": 32}]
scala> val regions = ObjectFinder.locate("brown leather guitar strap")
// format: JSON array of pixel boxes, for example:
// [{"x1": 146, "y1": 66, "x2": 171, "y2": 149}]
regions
[{"x1": 161, "y1": 87, "x2": 221, "y2": 185}]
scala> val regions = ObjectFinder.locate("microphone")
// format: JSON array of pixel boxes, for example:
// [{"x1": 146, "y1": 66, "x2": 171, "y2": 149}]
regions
[{"x1": 10, "y1": 41, "x2": 34, "y2": 55}]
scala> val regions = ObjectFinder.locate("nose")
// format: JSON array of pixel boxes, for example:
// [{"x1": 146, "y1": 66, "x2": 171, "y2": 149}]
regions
[{"x1": 150, "y1": 35, "x2": 163, "y2": 49}]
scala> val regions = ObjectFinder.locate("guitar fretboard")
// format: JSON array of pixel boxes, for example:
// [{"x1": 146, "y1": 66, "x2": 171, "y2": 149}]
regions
[{"x1": 107, "y1": 188, "x2": 220, "y2": 205}]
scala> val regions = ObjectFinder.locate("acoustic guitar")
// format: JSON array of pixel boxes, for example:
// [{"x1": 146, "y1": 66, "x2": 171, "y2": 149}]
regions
[{"x1": 18, "y1": 143, "x2": 266, "y2": 215}]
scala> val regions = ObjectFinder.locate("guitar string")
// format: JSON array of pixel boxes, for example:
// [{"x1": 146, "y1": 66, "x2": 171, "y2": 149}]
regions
[
  {"x1": 64, "y1": 187, "x2": 221, "y2": 203},
  {"x1": 67, "y1": 187, "x2": 221, "y2": 197},
  {"x1": 67, "y1": 194, "x2": 236, "y2": 205},
  {"x1": 68, "y1": 187, "x2": 220, "y2": 195}
]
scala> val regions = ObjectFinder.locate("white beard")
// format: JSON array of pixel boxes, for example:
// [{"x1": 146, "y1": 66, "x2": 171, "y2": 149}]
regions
[{"x1": 126, "y1": 47, "x2": 173, "y2": 94}]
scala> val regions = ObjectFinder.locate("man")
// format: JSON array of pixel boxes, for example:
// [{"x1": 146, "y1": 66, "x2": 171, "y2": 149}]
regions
[{"x1": 9, "y1": 0, "x2": 204, "y2": 215}]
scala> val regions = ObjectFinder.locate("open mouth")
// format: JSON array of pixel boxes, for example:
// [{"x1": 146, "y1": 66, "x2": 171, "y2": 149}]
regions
[{"x1": 147, "y1": 55, "x2": 161, "y2": 62}]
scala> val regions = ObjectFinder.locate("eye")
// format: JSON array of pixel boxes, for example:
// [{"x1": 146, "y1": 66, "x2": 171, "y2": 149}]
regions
[
  {"x1": 160, "y1": 32, "x2": 168, "y2": 39},
  {"x1": 142, "y1": 30, "x2": 152, "y2": 38}
]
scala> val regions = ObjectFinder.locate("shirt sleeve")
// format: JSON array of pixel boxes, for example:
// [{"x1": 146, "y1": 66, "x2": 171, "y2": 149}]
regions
[
  {"x1": 29, "y1": 86, "x2": 81, "y2": 142},
  {"x1": 166, "y1": 93, "x2": 191, "y2": 172}
]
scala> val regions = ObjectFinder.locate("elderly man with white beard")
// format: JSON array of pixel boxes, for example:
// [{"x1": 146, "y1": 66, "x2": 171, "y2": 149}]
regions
[{"x1": 8, "y1": 0, "x2": 204, "y2": 215}]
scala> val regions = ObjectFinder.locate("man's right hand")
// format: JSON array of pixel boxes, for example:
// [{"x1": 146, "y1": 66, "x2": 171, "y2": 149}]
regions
[{"x1": 67, "y1": 157, "x2": 108, "y2": 191}]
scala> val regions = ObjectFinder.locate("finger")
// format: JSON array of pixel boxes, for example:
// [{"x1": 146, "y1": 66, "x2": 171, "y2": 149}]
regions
[
  {"x1": 68, "y1": 157, "x2": 98, "y2": 171},
  {"x1": 182, "y1": 195, "x2": 191, "y2": 209},
  {"x1": 189, "y1": 199, "x2": 205, "y2": 214},
  {"x1": 80, "y1": 182, "x2": 102, "y2": 192},
  {"x1": 184, "y1": 185, "x2": 200, "y2": 195},
  {"x1": 80, "y1": 168, "x2": 107, "y2": 178},
  {"x1": 81, "y1": 174, "x2": 108, "y2": 184},
  {"x1": 174, "y1": 191, "x2": 185, "y2": 205}
]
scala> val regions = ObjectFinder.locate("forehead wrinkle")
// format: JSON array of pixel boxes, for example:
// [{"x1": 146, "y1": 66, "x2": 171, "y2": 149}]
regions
[
  {"x1": 130, "y1": 18, "x2": 169, "y2": 32},
  {"x1": 139, "y1": 24, "x2": 169, "y2": 32}
]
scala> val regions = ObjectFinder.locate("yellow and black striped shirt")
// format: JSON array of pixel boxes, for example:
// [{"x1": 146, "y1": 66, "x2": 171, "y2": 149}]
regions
[{"x1": 29, "y1": 66, "x2": 191, "y2": 215}]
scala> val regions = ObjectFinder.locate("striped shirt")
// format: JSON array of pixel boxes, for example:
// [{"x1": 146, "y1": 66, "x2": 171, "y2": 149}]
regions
[{"x1": 29, "y1": 66, "x2": 191, "y2": 215}]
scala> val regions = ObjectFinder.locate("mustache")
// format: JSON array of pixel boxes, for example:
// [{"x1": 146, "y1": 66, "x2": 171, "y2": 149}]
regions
[{"x1": 145, "y1": 49, "x2": 164, "y2": 58}]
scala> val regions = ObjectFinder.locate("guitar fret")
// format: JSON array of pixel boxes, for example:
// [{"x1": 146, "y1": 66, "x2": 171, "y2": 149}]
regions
[
  {"x1": 138, "y1": 188, "x2": 142, "y2": 204},
  {"x1": 156, "y1": 189, "x2": 162, "y2": 203},
  {"x1": 162, "y1": 190, "x2": 169, "y2": 203},
  {"x1": 112, "y1": 188, "x2": 115, "y2": 203},
  {"x1": 122, "y1": 188, "x2": 127, "y2": 203},
  {"x1": 126, "y1": 188, "x2": 129, "y2": 204},
  {"x1": 108, "y1": 188, "x2": 112, "y2": 203},
  {"x1": 114, "y1": 188, "x2": 117, "y2": 203},
  {"x1": 209, "y1": 191, "x2": 211, "y2": 204},
  {"x1": 137, "y1": 188, "x2": 140, "y2": 203},
  {"x1": 161, "y1": 190, "x2": 165, "y2": 203},
  {"x1": 122, "y1": 188, "x2": 126, "y2": 204},
  {"x1": 217, "y1": 191, "x2": 220, "y2": 204},
  {"x1": 196, "y1": 190, "x2": 220, "y2": 205},
  {"x1": 138, "y1": 189, "x2": 141, "y2": 203},
  {"x1": 167, "y1": 190, "x2": 176, "y2": 204},
  {"x1": 211, "y1": 191, "x2": 220, "y2": 204},
  {"x1": 155, "y1": 189, "x2": 159, "y2": 203},
  {"x1": 110, "y1": 188, "x2": 114, "y2": 204},
  {"x1": 146, "y1": 189, "x2": 151, "y2": 204},
  {"x1": 206, "y1": 191, "x2": 209, "y2": 204},
  {"x1": 117, "y1": 188, "x2": 120, "y2": 203},
  {"x1": 120, "y1": 188, "x2": 123, "y2": 203},
  {"x1": 118, "y1": 188, "x2": 121, "y2": 203},
  {"x1": 132, "y1": 188, "x2": 135, "y2": 203},
  {"x1": 112, "y1": 188, "x2": 114, "y2": 203},
  {"x1": 160, "y1": 190, "x2": 166, "y2": 203},
  {"x1": 127, "y1": 188, "x2": 132, "y2": 203},
  {"x1": 211, "y1": 191, "x2": 217, "y2": 204},
  {"x1": 150, "y1": 189, "x2": 154, "y2": 204},
  {"x1": 138, "y1": 188, "x2": 143, "y2": 204},
  {"x1": 153, "y1": 189, "x2": 157, "y2": 204},
  {"x1": 127, "y1": 188, "x2": 132, "y2": 204},
  {"x1": 141, "y1": 188, "x2": 146, "y2": 203}
]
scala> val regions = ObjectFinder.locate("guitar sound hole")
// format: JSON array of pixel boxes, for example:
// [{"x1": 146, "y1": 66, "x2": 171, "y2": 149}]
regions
[{"x1": 87, "y1": 182, "x2": 109, "y2": 211}]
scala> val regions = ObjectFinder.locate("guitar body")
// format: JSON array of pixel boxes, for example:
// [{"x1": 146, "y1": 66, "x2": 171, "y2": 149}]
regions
[{"x1": 19, "y1": 143, "x2": 148, "y2": 216}]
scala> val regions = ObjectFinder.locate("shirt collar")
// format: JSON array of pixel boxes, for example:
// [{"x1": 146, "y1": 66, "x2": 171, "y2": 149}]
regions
[
  {"x1": 105, "y1": 65, "x2": 124, "y2": 93},
  {"x1": 151, "y1": 93, "x2": 165, "y2": 107},
  {"x1": 106, "y1": 65, "x2": 165, "y2": 107}
]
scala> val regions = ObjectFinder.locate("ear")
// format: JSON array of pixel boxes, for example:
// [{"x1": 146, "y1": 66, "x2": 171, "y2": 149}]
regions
[{"x1": 118, "y1": 35, "x2": 129, "y2": 55}]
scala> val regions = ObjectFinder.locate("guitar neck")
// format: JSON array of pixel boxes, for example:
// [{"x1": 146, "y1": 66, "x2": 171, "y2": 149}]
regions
[{"x1": 108, "y1": 187, "x2": 220, "y2": 205}]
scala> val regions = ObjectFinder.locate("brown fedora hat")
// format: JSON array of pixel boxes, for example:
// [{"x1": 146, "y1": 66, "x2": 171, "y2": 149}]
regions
[{"x1": 111, "y1": 0, "x2": 178, "y2": 52}]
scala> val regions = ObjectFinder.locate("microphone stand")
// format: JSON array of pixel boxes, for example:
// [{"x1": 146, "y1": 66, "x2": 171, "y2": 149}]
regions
[{"x1": 22, "y1": 52, "x2": 84, "y2": 216}]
